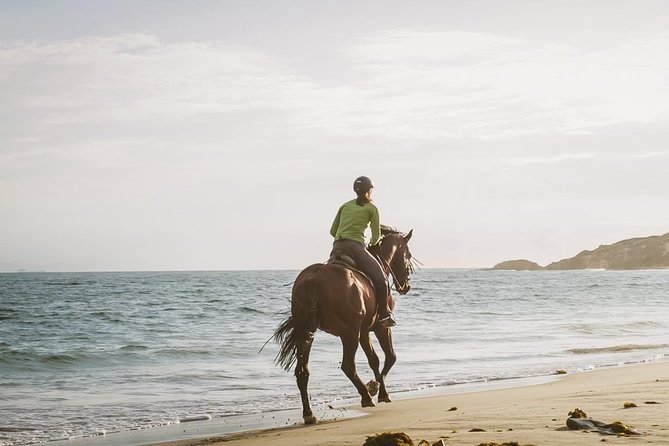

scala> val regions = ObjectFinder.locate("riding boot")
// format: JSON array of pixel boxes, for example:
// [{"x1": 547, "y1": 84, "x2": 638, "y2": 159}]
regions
[{"x1": 376, "y1": 285, "x2": 396, "y2": 328}]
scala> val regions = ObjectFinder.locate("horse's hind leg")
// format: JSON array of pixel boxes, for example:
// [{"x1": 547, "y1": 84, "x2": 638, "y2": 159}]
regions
[
  {"x1": 373, "y1": 327, "x2": 397, "y2": 403},
  {"x1": 295, "y1": 331, "x2": 316, "y2": 424},
  {"x1": 340, "y1": 334, "x2": 375, "y2": 408}
]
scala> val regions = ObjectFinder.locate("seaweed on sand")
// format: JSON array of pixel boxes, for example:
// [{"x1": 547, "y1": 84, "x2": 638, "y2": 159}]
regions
[{"x1": 363, "y1": 432, "x2": 414, "y2": 446}]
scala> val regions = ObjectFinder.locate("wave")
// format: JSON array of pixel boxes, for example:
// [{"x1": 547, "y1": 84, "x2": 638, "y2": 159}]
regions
[
  {"x1": 0, "y1": 307, "x2": 19, "y2": 321},
  {"x1": 0, "y1": 426, "x2": 38, "y2": 432},
  {"x1": 0, "y1": 350, "x2": 91, "y2": 367},
  {"x1": 155, "y1": 348, "x2": 213, "y2": 357},
  {"x1": 562, "y1": 320, "x2": 664, "y2": 335},
  {"x1": 119, "y1": 344, "x2": 149, "y2": 351},
  {"x1": 239, "y1": 306, "x2": 266, "y2": 315},
  {"x1": 41, "y1": 353, "x2": 89, "y2": 364},
  {"x1": 567, "y1": 343, "x2": 669, "y2": 355},
  {"x1": 179, "y1": 414, "x2": 211, "y2": 423},
  {"x1": 0, "y1": 345, "x2": 208, "y2": 368},
  {"x1": 45, "y1": 280, "x2": 94, "y2": 286},
  {"x1": 564, "y1": 323, "x2": 595, "y2": 334},
  {"x1": 619, "y1": 320, "x2": 665, "y2": 330},
  {"x1": 91, "y1": 311, "x2": 123, "y2": 323}
]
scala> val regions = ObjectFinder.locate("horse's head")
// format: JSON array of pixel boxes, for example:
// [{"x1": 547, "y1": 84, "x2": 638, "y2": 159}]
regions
[{"x1": 376, "y1": 226, "x2": 415, "y2": 295}]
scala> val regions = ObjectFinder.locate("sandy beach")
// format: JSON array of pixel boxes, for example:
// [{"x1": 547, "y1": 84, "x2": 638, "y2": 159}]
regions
[{"x1": 148, "y1": 362, "x2": 669, "y2": 446}]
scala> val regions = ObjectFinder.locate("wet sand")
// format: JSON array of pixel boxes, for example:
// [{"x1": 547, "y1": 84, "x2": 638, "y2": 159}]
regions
[{"x1": 148, "y1": 362, "x2": 669, "y2": 446}]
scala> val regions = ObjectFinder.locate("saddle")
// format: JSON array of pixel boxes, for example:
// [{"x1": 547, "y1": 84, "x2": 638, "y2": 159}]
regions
[
  {"x1": 327, "y1": 249, "x2": 373, "y2": 284},
  {"x1": 328, "y1": 249, "x2": 358, "y2": 269}
]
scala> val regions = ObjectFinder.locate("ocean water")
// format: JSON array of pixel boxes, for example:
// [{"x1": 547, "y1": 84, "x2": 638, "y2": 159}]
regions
[{"x1": 1, "y1": 269, "x2": 668, "y2": 445}]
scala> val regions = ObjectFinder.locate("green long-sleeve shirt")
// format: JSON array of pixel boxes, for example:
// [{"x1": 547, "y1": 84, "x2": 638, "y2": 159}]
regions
[{"x1": 330, "y1": 199, "x2": 380, "y2": 245}]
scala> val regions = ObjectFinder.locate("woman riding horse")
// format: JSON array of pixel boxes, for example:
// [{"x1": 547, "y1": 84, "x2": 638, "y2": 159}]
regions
[
  {"x1": 274, "y1": 178, "x2": 415, "y2": 424},
  {"x1": 329, "y1": 176, "x2": 395, "y2": 327}
]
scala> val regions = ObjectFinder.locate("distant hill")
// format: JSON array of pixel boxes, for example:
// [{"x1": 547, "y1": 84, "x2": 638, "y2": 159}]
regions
[
  {"x1": 489, "y1": 232, "x2": 669, "y2": 271},
  {"x1": 487, "y1": 259, "x2": 544, "y2": 271}
]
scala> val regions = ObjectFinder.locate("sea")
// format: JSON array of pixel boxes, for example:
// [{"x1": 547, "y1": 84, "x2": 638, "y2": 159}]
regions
[{"x1": 1, "y1": 269, "x2": 668, "y2": 446}]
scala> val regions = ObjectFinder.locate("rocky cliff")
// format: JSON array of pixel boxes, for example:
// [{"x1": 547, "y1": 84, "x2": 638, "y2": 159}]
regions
[{"x1": 490, "y1": 232, "x2": 669, "y2": 270}]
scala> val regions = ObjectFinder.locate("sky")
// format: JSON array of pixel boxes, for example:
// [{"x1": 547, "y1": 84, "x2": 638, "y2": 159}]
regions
[{"x1": 1, "y1": 0, "x2": 669, "y2": 272}]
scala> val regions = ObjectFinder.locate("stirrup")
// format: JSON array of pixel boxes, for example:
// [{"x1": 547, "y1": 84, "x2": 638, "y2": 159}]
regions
[{"x1": 377, "y1": 313, "x2": 396, "y2": 328}]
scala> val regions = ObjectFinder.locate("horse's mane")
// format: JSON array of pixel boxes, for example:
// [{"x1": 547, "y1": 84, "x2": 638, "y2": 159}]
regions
[
  {"x1": 380, "y1": 225, "x2": 401, "y2": 237},
  {"x1": 380, "y1": 224, "x2": 419, "y2": 275}
]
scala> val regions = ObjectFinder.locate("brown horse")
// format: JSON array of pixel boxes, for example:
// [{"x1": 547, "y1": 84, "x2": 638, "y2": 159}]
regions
[{"x1": 274, "y1": 227, "x2": 415, "y2": 424}]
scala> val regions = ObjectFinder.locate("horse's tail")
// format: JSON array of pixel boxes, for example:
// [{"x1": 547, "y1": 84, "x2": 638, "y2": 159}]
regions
[{"x1": 274, "y1": 278, "x2": 319, "y2": 371}]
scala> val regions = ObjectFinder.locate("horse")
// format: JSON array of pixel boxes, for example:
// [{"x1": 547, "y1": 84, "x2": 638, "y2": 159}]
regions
[{"x1": 274, "y1": 226, "x2": 415, "y2": 424}]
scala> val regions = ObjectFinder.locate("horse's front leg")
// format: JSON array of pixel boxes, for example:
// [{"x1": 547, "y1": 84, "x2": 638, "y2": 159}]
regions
[
  {"x1": 373, "y1": 326, "x2": 396, "y2": 403},
  {"x1": 295, "y1": 331, "x2": 316, "y2": 424},
  {"x1": 359, "y1": 330, "x2": 384, "y2": 397},
  {"x1": 340, "y1": 334, "x2": 375, "y2": 407}
]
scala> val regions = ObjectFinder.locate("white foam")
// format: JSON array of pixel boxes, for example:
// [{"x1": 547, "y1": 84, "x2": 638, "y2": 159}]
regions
[{"x1": 179, "y1": 415, "x2": 212, "y2": 423}]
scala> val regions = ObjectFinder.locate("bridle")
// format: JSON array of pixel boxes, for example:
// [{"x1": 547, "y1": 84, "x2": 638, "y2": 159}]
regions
[{"x1": 374, "y1": 235, "x2": 412, "y2": 295}]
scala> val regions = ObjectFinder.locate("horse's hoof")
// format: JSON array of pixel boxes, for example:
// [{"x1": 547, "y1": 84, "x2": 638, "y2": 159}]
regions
[
  {"x1": 361, "y1": 398, "x2": 376, "y2": 408},
  {"x1": 378, "y1": 394, "x2": 392, "y2": 403},
  {"x1": 303, "y1": 415, "x2": 317, "y2": 425},
  {"x1": 366, "y1": 380, "x2": 379, "y2": 397}
]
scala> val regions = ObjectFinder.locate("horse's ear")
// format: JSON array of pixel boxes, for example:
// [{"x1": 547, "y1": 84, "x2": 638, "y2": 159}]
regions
[{"x1": 405, "y1": 229, "x2": 413, "y2": 242}]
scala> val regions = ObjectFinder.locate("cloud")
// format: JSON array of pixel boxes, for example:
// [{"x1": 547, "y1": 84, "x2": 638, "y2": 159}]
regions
[
  {"x1": 0, "y1": 33, "x2": 307, "y2": 122},
  {"x1": 4, "y1": 29, "x2": 669, "y2": 163},
  {"x1": 624, "y1": 150, "x2": 669, "y2": 160},
  {"x1": 0, "y1": 34, "x2": 332, "y2": 179},
  {"x1": 508, "y1": 153, "x2": 597, "y2": 167},
  {"x1": 337, "y1": 30, "x2": 669, "y2": 139}
]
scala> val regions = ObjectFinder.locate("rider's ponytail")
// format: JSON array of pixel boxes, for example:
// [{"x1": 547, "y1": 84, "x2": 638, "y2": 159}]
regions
[{"x1": 356, "y1": 192, "x2": 371, "y2": 206}]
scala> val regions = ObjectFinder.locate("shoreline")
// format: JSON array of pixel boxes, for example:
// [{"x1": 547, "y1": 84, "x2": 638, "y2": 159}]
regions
[
  {"x1": 148, "y1": 360, "x2": 669, "y2": 446},
  {"x1": 45, "y1": 374, "x2": 561, "y2": 446},
  {"x1": 46, "y1": 360, "x2": 669, "y2": 446}
]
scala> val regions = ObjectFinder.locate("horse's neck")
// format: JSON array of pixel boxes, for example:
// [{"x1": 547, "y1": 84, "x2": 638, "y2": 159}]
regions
[{"x1": 379, "y1": 244, "x2": 397, "y2": 274}]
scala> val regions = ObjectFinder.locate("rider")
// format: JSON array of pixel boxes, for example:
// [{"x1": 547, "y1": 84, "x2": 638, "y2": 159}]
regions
[{"x1": 329, "y1": 176, "x2": 396, "y2": 328}]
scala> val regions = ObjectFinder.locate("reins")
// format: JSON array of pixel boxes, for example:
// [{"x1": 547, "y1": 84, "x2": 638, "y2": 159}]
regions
[
  {"x1": 370, "y1": 238, "x2": 411, "y2": 294},
  {"x1": 374, "y1": 254, "x2": 404, "y2": 293}
]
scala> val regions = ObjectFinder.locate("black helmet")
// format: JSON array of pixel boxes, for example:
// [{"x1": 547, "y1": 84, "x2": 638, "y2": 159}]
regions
[{"x1": 353, "y1": 176, "x2": 374, "y2": 193}]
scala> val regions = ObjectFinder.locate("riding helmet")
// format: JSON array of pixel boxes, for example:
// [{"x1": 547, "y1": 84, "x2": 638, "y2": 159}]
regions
[{"x1": 353, "y1": 176, "x2": 374, "y2": 193}]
